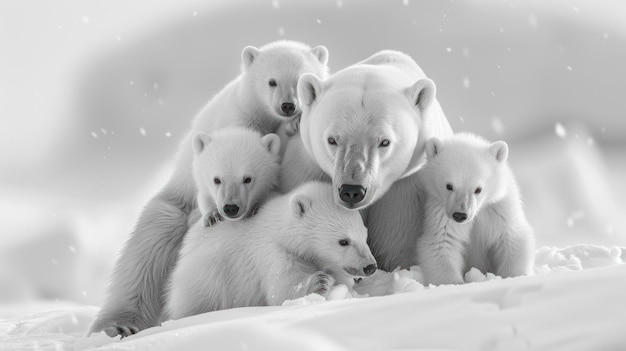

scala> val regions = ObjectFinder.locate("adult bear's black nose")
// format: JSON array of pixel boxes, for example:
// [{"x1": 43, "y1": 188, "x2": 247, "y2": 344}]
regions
[
  {"x1": 339, "y1": 184, "x2": 366, "y2": 205},
  {"x1": 363, "y1": 264, "x2": 377, "y2": 276},
  {"x1": 452, "y1": 212, "x2": 467, "y2": 223},
  {"x1": 223, "y1": 204, "x2": 240, "y2": 217},
  {"x1": 281, "y1": 102, "x2": 296, "y2": 116}
]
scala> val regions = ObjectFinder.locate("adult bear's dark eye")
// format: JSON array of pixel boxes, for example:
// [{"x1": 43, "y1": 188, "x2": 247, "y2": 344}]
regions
[
  {"x1": 328, "y1": 137, "x2": 337, "y2": 145},
  {"x1": 475, "y1": 187, "x2": 482, "y2": 194},
  {"x1": 339, "y1": 239, "x2": 350, "y2": 246},
  {"x1": 214, "y1": 177, "x2": 221, "y2": 185},
  {"x1": 446, "y1": 183, "x2": 453, "y2": 191},
  {"x1": 243, "y1": 177, "x2": 252, "y2": 184},
  {"x1": 379, "y1": 139, "x2": 390, "y2": 147},
  {"x1": 268, "y1": 79, "x2": 277, "y2": 87}
]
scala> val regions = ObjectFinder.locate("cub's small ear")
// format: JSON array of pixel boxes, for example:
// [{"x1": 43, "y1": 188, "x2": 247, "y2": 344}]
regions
[
  {"x1": 289, "y1": 194, "x2": 313, "y2": 219},
  {"x1": 425, "y1": 137, "x2": 443, "y2": 159},
  {"x1": 311, "y1": 45, "x2": 329, "y2": 66},
  {"x1": 406, "y1": 78, "x2": 436, "y2": 112},
  {"x1": 241, "y1": 46, "x2": 261, "y2": 69},
  {"x1": 192, "y1": 132, "x2": 211, "y2": 154},
  {"x1": 297, "y1": 73, "x2": 323, "y2": 108},
  {"x1": 261, "y1": 133, "x2": 281, "y2": 156},
  {"x1": 490, "y1": 140, "x2": 509, "y2": 163}
]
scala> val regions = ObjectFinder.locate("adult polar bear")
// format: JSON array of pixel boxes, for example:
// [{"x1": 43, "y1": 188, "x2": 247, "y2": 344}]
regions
[{"x1": 289, "y1": 50, "x2": 453, "y2": 271}]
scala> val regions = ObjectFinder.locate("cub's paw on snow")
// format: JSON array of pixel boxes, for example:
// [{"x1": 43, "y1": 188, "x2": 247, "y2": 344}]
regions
[
  {"x1": 104, "y1": 324, "x2": 140, "y2": 338},
  {"x1": 307, "y1": 271, "x2": 335, "y2": 296},
  {"x1": 202, "y1": 210, "x2": 223, "y2": 227}
]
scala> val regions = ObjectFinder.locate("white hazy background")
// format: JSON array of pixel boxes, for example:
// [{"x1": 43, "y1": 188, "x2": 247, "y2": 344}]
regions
[{"x1": 0, "y1": 0, "x2": 625, "y2": 307}]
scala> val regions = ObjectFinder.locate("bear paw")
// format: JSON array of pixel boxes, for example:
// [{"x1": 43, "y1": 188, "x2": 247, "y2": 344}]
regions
[
  {"x1": 308, "y1": 271, "x2": 335, "y2": 297},
  {"x1": 104, "y1": 324, "x2": 140, "y2": 338},
  {"x1": 203, "y1": 211, "x2": 223, "y2": 227},
  {"x1": 285, "y1": 116, "x2": 301, "y2": 137}
]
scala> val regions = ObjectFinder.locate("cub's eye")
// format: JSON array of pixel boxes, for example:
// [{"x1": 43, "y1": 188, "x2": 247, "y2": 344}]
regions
[
  {"x1": 214, "y1": 177, "x2": 221, "y2": 185},
  {"x1": 243, "y1": 177, "x2": 252, "y2": 184},
  {"x1": 446, "y1": 183, "x2": 453, "y2": 191},
  {"x1": 475, "y1": 187, "x2": 482, "y2": 194},
  {"x1": 339, "y1": 239, "x2": 350, "y2": 246},
  {"x1": 268, "y1": 79, "x2": 277, "y2": 87},
  {"x1": 328, "y1": 137, "x2": 337, "y2": 145},
  {"x1": 379, "y1": 139, "x2": 390, "y2": 147}
]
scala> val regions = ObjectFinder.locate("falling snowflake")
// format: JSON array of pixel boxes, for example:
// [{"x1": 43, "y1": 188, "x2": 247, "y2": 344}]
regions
[
  {"x1": 555, "y1": 123, "x2": 567, "y2": 138},
  {"x1": 130, "y1": 80, "x2": 134, "y2": 86},
  {"x1": 100, "y1": 128, "x2": 107, "y2": 135},
  {"x1": 51, "y1": 259, "x2": 58, "y2": 266},
  {"x1": 165, "y1": 132, "x2": 172, "y2": 138},
  {"x1": 91, "y1": 131, "x2": 98, "y2": 139},
  {"x1": 153, "y1": 82, "x2": 159, "y2": 90},
  {"x1": 277, "y1": 26, "x2": 285, "y2": 36},
  {"x1": 403, "y1": 0, "x2": 409, "y2": 5},
  {"x1": 491, "y1": 117, "x2": 504, "y2": 135},
  {"x1": 336, "y1": 0, "x2": 343, "y2": 8},
  {"x1": 116, "y1": 35, "x2": 122, "y2": 42},
  {"x1": 462, "y1": 77, "x2": 470, "y2": 89},
  {"x1": 587, "y1": 138, "x2": 594, "y2": 146},
  {"x1": 528, "y1": 13, "x2": 538, "y2": 29},
  {"x1": 316, "y1": 19, "x2": 322, "y2": 24},
  {"x1": 272, "y1": 0, "x2": 280, "y2": 9},
  {"x1": 603, "y1": 33, "x2": 609, "y2": 39},
  {"x1": 140, "y1": 127, "x2": 146, "y2": 136},
  {"x1": 69, "y1": 245, "x2": 76, "y2": 253},
  {"x1": 462, "y1": 47, "x2": 470, "y2": 58},
  {"x1": 192, "y1": 11, "x2": 198, "y2": 17},
  {"x1": 572, "y1": 6, "x2": 580, "y2": 12},
  {"x1": 566, "y1": 65, "x2": 573, "y2": 71},
  {"x1": 446, "y1": 47, "x2": 452, "y2": 53},
  {"x1": 82, "y1": 15, "x2": 90, "y2": 24},
  {"x1": 459, "y1": 116, "x2": 465, "y2": 123}
]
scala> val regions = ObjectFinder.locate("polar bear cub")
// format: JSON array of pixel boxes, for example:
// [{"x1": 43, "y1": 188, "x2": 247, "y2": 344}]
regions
[
  {"x1": 192, "y1": 127, "x2": 281, "y2": 226},
  {"x1": 166, "y1": 181, "x2": 378, "y2": 320},
  {"x1": 415, "y1": 133, "x2": 535, "y2": 285}
]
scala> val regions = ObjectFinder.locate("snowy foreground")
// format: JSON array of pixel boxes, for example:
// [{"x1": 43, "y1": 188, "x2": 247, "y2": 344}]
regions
[{"x1": 1, "y1": 245, "x2": 625, "y2": 351}]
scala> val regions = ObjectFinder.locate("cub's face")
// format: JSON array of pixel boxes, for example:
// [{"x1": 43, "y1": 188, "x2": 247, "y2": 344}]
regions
[
  {"x1": 289, "y1": 184, "x2": 378, "y2": 281},
  {"x1": 297, "y1": 70, "x2": 437, "y2": 210},
  {"x1": 192, "y1": 131, "x2": 281, "y2": 220},
  {"x1": 422, "y1": 136, "x2": 509, "y2": 224},
  {"x1": 241, "y1": 43, "x2": 329, "y2": 120}
]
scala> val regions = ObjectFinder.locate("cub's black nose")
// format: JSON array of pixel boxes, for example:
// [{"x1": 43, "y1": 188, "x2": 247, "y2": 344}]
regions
[
  {"x1": 281, "y1": 102, "x2": 296, "y2": 115},
  {"x1": 223, "y1": 204, "x2": 240, "y2": 217},
  {"x1": 339, "y1": 184, "x2": 366, "y2": 205},
  {"x1": 363, "y1": 264, "x2": 377, "y2": 276},
  {"x1": 452, "y1": 212, "x2": 468, "y2": 223}
]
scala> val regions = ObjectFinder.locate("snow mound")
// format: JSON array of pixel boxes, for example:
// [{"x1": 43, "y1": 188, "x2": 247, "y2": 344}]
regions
[{"x1": 2, "y1": 244, "x2": 624, "y2": 350}]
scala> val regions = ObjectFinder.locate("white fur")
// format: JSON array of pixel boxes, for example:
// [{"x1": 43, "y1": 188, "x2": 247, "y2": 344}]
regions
[
  {"x1": 166, "y1": 182, "x2": 377, "y2": 319},
  {"x1": 89, "y1": 41, "x2": 329, "y2": 337},
  {"x1": 415, "y1": 133, "x2": 535, "y2": 285},
  {"x1": 192, "y1": 127, "x2": 281, "y2": 225},
  {"x1": 281, "y1": 50, "x2": 453, "y2": 270}
]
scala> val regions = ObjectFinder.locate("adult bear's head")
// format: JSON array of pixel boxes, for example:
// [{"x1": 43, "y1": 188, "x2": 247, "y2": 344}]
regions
[{"x1": 297, "y1": 50, "x2": 453, "y2": 210}]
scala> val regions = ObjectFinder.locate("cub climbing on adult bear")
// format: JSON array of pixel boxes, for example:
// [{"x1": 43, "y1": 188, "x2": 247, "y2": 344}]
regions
[{"x1": 89, "y1": 40, "x2": 329, "y2": 338}]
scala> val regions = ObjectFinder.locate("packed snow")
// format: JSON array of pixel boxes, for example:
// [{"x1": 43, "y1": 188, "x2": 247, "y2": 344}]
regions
[{"x1": 1, "y1": 245, "x2": 624, "y2": 350}]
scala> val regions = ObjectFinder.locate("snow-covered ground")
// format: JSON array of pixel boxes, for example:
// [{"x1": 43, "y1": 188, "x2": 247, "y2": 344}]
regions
[
  {"x1": 2, "y1": 0, "x2": 626, "y2": 350},
  {"x1": 2, "y1": 245, "x2": 624, "y2": 350}
]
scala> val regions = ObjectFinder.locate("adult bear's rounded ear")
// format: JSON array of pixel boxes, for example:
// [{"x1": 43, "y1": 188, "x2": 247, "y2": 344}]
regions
[
  {"x1": 241, "y1": 46, "x2": 261, "y2": 70},
  {"x1": 311, "y1": 45, "x2": 329, "y2": 66},
  {"x1": 297, "y1": 73, "x2": 323, "y2": 109},
  {"x1": 261, "y1": 133, "x2": 281, "y2": 156},
  {"x1": 406, "y1": 78, "x2": 436, "y2": 112},
  {"x1": 192, "y1": 132, "x2": 211, "y2": 154}
]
